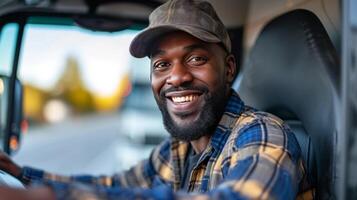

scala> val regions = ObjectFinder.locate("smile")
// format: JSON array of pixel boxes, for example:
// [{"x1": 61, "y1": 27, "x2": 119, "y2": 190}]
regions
[
  {"x1": 171, "y1": 94, "x2": 199, "y2": 104},
  {"x1": 165, "y1": 90, "x2": 204, "y2": 115}
]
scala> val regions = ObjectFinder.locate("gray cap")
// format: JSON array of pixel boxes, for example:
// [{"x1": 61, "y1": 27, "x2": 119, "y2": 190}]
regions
[{"x1": 129, "y1": 0, "x2": 231, "y2": 58}]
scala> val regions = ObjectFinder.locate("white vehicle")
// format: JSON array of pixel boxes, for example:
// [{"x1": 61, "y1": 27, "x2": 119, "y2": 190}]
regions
[{"x1": 120, "y1": 80, "x2": 167, "y2": 146}]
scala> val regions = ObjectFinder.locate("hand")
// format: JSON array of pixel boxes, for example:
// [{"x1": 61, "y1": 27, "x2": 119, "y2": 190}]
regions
[
  {"x1": 0, "y1": 186, "x2": 55, "y2": 200},
  {"x1": 0, "y1": 151, "x2": 22, "y2": 178}
]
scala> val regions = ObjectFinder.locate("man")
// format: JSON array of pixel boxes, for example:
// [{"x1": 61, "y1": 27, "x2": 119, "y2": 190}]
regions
[{"x1": 0, "y1": 0, "x2": 313, "y2": 199}]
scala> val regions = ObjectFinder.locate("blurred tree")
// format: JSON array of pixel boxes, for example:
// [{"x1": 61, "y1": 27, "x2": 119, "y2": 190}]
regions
[
  {"x1": 53, "y1": 56, "x2": 94, "y2": 113},
  {"x1": 24, "y1": 55, "x2": 128, "y2": 123}
]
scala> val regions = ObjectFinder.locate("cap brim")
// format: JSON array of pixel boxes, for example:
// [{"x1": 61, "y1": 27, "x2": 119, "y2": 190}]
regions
[{"x1": 129, "y1": 25, "x2": 221, "y2": 58}]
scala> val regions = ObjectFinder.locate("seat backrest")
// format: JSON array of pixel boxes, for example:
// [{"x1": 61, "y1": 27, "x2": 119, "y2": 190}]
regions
[{"x1": 237, "y1": 9, "x2": 340, "y2": 199}]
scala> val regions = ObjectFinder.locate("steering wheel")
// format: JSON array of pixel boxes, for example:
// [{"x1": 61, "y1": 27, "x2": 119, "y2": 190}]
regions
[{"x1": 0, "y1": 170, "x2": 25, "y2": 188}]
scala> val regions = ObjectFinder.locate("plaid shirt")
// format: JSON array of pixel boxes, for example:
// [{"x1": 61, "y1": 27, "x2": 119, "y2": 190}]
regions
[{"x1": 20, "y1": 91, "x2": 313, "y2": 200}]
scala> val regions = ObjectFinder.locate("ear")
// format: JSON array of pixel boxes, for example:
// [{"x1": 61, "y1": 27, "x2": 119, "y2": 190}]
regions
[{"x1": 225, "y1": 54, "x2": 237, "y2": 84}]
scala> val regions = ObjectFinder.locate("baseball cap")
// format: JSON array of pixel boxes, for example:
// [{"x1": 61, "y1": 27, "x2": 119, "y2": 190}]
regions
[{"x1": 129, "y1": 0, "x2": 231, "y2": 58}]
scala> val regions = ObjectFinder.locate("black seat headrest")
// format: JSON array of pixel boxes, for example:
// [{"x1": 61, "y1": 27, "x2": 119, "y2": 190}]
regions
[{"x1": 238, "y1": 9, "x2": 340, "y2": 198}]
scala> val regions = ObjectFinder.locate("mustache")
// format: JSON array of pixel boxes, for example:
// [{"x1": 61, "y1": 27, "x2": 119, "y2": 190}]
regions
[{"x1": 159, "y1": 84, "x2": 209, "y2": 99}]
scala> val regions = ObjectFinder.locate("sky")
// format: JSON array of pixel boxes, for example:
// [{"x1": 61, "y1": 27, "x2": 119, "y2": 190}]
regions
[{"x1": 0, "y1": 23, "x2": 150, "y2": 96}]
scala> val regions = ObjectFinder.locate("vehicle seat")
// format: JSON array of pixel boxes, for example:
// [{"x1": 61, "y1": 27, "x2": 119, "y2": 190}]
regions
[{"x1": 237, "y1": 9, "x2": 340, "y2": 199}]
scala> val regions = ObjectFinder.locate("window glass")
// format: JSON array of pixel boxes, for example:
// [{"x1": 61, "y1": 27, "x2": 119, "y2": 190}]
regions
[
  {"x1": 0, "y1": 23, "x2": 18, "y2": 76},
  {"x1": 13, "y1": 21, "x2": 166, "y2": 175},
  {"x1": 0, "y1": 23, "x2": 19, "y2": 151}
]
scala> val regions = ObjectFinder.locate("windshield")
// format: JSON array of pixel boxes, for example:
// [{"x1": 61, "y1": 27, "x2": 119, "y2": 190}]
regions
[{"x1": 11, "y1": 19, "x2": 166, "y2": 175}]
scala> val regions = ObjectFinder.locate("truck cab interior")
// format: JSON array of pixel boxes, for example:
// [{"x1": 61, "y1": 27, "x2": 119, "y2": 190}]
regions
[{"x1": 0, "y1": 0, "x2": 356, "y2": 199}]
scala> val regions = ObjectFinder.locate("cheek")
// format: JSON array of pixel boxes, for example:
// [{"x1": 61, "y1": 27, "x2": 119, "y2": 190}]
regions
[
  {"x1": 151, "y1": 74, "x2": 166, "y2": 98},
  {"x1": 193, "y1": 66, "x2": 225, "y2": 89}
]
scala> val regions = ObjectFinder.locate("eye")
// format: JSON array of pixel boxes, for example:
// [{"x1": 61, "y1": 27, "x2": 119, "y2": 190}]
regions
[
  {"x1": 188, "y1": 56, "x2": 207, "y2": 66},
  {"x1": 153, "y1": 61, "x2": 170, "y2": 71}
]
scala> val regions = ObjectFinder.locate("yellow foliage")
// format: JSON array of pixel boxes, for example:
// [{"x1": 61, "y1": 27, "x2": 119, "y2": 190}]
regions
[
  {"x1": 93, "y1": 74, "x2": 131, "y2": 112},
  {"x1": 23, "y1": 84, "x2": 49, "y2": 122}
]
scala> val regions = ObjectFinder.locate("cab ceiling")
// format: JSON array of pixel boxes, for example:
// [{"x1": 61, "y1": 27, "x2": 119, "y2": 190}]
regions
[
  {"x1": 0, "y1": 0, "x2": 249, "y2": 28},
  {"x1": 0, "y1": 0, "x2": 339, "y2": 34}
]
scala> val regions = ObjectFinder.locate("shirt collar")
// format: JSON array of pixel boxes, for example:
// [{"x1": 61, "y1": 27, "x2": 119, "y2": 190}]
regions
[
  {"x1": 224, "y1": 89, "x2": 245, "y2": 116},
  {"x1": 208, "y1": 89, "x2": 245, "y2": 152}
]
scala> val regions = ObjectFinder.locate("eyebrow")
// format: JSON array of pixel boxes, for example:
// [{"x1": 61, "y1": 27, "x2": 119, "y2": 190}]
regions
[{"x1": 150, "y1": 43, "x2": 210, "y2": 59}]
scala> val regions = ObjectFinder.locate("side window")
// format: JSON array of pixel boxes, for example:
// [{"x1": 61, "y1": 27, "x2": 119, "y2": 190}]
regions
[
  {"x1": 0, "y1": 23, "x2": 19, "y2": 151},
  {"x1": 12, "y1": 20, "x2": 166, "y2": 175},
  {"x1": 0, "y1": 23, "x2": 18, "y2": 76}
]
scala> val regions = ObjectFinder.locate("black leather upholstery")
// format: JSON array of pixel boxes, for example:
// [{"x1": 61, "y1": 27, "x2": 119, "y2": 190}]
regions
[{"x1": 237, "y1": 9, "x2": 339, "y2": 199}]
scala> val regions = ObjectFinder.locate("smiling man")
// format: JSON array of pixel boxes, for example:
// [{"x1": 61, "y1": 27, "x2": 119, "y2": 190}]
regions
[
  {"x1": 149, "y1": 31, "x2": 234, "y2": 150},
  {"x1": 0, "y1": 0, "x2": 313, "y2": 199}
]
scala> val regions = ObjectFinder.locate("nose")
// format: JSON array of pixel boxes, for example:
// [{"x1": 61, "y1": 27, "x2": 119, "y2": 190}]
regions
[{"x1": 166, "y1": 63, "x2": 193, "y2": 87}]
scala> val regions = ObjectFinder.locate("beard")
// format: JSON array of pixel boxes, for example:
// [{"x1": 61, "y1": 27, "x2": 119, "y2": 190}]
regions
[{"x1": 155, "y1": 83, "x2": 228, "y2": 141}]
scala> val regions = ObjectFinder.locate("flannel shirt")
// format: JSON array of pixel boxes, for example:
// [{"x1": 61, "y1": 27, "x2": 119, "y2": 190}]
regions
[{"x1": 20, "y1": 90, "x2": 313, "y2": 200}]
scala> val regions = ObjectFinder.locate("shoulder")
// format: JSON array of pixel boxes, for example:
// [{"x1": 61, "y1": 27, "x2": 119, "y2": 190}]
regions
[
  {"x1": 150, "y1": 137, "x2": 172, "y2": 161},
  {"x1": 234, "y1": 107, "x2": 286, "y2": 132},
  {"x1": 228, "y1": 107, "x2": 301, "y2": 162}
]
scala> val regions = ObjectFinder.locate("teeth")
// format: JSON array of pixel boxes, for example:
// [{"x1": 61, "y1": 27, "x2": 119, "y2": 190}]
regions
[{"x1": 172, "y1": 95, "x2": 197, "y2": 103}]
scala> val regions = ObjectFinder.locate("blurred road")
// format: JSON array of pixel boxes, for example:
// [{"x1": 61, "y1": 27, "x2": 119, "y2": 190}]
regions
[{"x1": 12, "y1": 113, "x2": 153, "y2": 176}]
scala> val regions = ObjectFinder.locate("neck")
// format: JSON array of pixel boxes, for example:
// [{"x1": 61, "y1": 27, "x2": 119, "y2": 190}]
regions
[{"x1": 190, "y1": 135, "x2": 211, "y2": 154}]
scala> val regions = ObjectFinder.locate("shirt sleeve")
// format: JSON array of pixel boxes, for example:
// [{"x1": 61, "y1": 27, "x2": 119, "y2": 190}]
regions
[
  {"x1": 20, "y1": 158, "x2": 153, "y2": 188},
  {"x1": 19, "y1": 139, "x2": 168, "y2": 189}
]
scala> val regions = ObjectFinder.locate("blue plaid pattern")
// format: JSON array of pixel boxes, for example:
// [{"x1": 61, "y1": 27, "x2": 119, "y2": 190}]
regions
[{"x1": 20, "y1": 90, "x2": 313, "y2": 200}]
